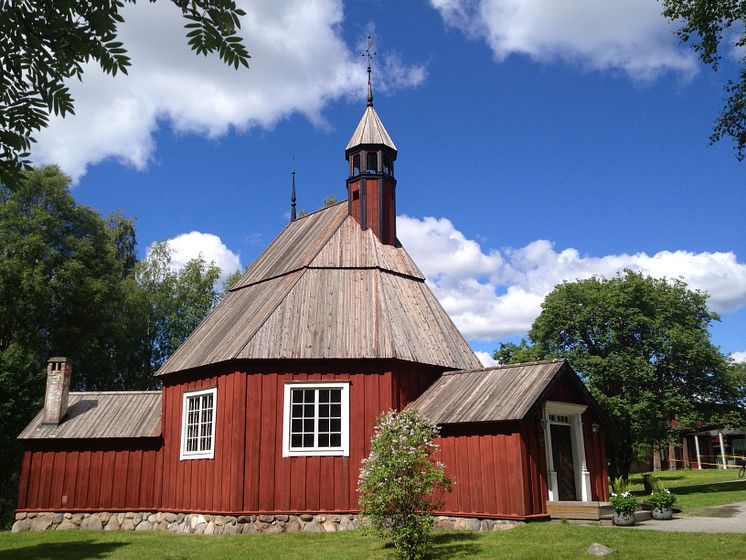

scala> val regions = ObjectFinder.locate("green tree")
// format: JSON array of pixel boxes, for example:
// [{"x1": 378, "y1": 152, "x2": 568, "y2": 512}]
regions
[
  {"x1": 120, "y1": 241, "x2": 220, "y2": 387},
  {"x1": 0, "y1": 0, "x2": 250, "y2": 186},
  {"x1": 0, "y1": 166, "x2": 223, "y2": 525},
  {"x1": 495, "y1": 270, "x2": 737, "y2": 479},
  {"x1": 492, "y1": 340, "x2": 543, "y2": 365},
  {"x1": 662, "y1": 1, "x2": 746, "y2": 160},
  {"x1": 221, "y1": 268, "x2": 242, "y2": 297},
  {"x1": 0, "y1": 165, "x2": 134, "y2": 525},
  {"x1": 358, "y1": 409, "x2": 451, "y2": 560}
]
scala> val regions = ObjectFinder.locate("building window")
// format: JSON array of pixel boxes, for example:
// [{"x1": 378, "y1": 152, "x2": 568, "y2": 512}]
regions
[
  {"x1": 180, "y1": 387, "x2": 217, "y2": 460},
  {"x1": 282, "y1": 382, "x2": 349, "y2": 457},
  {"x1": 383, "y1": 154, "x2": 393, "y2": 176},
  {"x1": 352, "y1": 154, "x2": 361, "y2": 176},
  {"x1": 366, "y1": 152, "x2": 378, "y2": 174}
]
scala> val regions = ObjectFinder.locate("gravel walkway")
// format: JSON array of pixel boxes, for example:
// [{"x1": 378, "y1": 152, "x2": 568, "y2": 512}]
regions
[{"x1": 627, "y1": 501, "x2": 746, "y2": 533}]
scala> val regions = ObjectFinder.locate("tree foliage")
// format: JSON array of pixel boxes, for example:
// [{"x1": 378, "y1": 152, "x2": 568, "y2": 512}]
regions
[
  {"x1": 662, "y1": 1, "x2": 746, "y2": 160},
  {"x1": 0, "y1": 165, "x2": 221, "y2": 526},
  {"x1": 358, "y1": 409, "x2": 450, "y2": 560},
  {"x1": 494, "y1": 270, "x2": 740, "y2": 479},
  {"x1": 121, "y1": 241, "x2": 220, "y2": 386},
  {"x1": 0, "y1": 0, "x2": 250, "y2": 186}
]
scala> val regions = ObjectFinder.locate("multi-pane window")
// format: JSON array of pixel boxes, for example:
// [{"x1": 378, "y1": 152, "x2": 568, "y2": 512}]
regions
[
  {"x1": 282, "y1": 382, "x2": 349, "y2": 457},
  {"x1": 180, "y1": 387, "x2": 217, "y2": 460}
]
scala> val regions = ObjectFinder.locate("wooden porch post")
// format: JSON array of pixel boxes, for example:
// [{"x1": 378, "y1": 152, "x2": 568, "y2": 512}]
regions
[
  {"x1": 719, "y1": 432, "x2": 727, "y2": 469},
  {"x1": 694, "y1": 435, "x2": 702, "y2": 469},
  {"x1": 652, "y1": 444, "x2": 661, "y2": 471}
]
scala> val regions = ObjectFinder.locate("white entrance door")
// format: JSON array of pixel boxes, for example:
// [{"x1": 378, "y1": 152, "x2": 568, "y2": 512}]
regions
[{"x1": 543, "y1": 401, "x2": 592, "y2": 502}]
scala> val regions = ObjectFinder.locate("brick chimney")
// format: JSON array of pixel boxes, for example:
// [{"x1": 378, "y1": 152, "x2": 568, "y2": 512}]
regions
[{"x1": 42, "y1": 357, "x2": 72, "y2": 425}]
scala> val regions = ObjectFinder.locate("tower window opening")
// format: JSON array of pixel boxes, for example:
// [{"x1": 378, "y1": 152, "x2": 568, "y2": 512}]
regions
[
  {"x1": 366, "y1": 152, "x2": 378, "y2": 174},
  {"x1": 383, "y1": 155, "x2": 393, "y2": 176},
  {"x1": 352, "y1": 189, "x2": 359, "y2": 200},
  {"x1": 352, "y1": 154, "x2": 361, "y2": 176}
]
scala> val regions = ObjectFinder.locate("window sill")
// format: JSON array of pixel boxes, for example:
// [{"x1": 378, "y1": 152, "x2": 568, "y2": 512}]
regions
[{"x1": 283, "y1": 449, "x2": 348, "y2": 458}]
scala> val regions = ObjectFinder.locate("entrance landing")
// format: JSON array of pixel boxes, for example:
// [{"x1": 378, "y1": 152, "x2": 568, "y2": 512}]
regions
[{"x1": 547, "y1": 501, "x2": 613, "y2": 520}]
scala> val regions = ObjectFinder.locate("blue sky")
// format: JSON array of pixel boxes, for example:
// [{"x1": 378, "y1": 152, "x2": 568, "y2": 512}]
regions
[{"x1": 31, "y1": 1, "x2": 745, "y2": 364}]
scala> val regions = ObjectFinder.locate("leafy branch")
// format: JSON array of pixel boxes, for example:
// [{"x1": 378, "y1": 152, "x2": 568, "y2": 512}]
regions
[{"x1": 0, "y1": 0, "x2": 250, "y2": 187}]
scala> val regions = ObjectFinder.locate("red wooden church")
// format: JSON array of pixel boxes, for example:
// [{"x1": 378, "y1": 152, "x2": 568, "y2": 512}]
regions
[{"x1": 15, "y1": 84, "x2": 609, "y2": 531}]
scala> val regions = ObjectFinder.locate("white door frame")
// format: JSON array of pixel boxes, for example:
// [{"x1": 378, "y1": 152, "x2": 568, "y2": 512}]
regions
[{"x1": 543, "y1": 401, "x2": 592, "y2": 502}]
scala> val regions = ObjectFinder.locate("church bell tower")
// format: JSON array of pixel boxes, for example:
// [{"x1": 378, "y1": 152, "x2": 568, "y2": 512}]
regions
[{"x1": 345, "y1": 38, "x2": 398, "y2": 246}]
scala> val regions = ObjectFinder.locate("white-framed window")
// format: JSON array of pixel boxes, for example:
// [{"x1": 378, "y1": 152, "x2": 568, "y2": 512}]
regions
[
  {"x1": 180, "y1": 387, "x2": 217, "y2": 460},
  {"x1": 282, "y1": 382, "x2": 350, "y2": 457}
]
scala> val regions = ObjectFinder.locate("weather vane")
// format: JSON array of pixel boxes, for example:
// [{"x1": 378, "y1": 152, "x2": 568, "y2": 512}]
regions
[{"x1": 363, "y1": 35, "x2": 376, "y2": 107}]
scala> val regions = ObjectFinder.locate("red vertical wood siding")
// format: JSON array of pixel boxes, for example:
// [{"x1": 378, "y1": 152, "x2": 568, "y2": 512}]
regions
[
  {"x1": 383, "y1": 179, "x2": 396, "y2": 243},
  {"x1": 348, "y1": 179, "x2": 361, "y2": 224},
  {"x1": 17, "y1": 439, "x2": 162, "y2": 511},
  {"x1": 17, "y1": 358, "x2": 609, "y2": 517},
  {"x1": 435, "y1": 423, "x2": 532, "y2": 518},
  {"x1": 156, "y1": 359, "x2": 440, "y2": 514},
  {"x1": 431, "y1": 373, "x2": 610, "y2": 518}
]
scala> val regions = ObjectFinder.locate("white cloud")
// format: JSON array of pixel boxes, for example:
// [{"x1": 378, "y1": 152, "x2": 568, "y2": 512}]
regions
[
  {"x1": 397, "y1": 215, "x2": 746, "y2": 341},
  {"x1": 154, "y1": 231, "x2": 241, "y2": 286},
  {"x1": 732, "y1": 351, "x2": 746, "y2": 364},
  {"x1": 31, "y1": 0, "x2": 424, "y2": 181},
  {"x1": 430, "y1": 0, "x2": 697, "y2": 79},
  {"x1": 475, "y1": 351, "x2": 499, "y2": 367}
]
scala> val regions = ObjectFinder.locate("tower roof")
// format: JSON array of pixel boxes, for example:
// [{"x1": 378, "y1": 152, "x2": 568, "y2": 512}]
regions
[
  {"x1": 157, "y1": 202, "x2": 480, "y2": 375},
  {"x1": 345, "y1": 106, "x2": 397, "y2": 153}
]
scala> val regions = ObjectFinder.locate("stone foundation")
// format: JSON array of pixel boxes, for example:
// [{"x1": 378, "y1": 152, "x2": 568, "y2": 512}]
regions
[
  {"x1": 12, "y1": 511, "x2": 522, "y2": 534},
  {"x1": 433, "y1": 516, "x2": 522, "y2": 531}
]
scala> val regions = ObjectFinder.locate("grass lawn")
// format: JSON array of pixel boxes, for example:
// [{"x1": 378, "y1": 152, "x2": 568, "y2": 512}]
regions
[
  {"x1": 1, "y1": 524, "x2": 746, "y2": 560},
  {"x1": 625, "y1": 468, "x2": 746, "y2": 511},
  {"x1": 3, "y1": 471, "x2": 744, "y2": 559},
  {"x1": 0, "y1": 523, "x2": 746, "y2": 560}
]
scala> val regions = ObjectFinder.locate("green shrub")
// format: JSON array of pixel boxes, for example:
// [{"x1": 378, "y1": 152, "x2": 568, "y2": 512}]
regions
[
  {"x1": 610, "y1": 477, "x2": 638, "y2": 515},
  {"x1": 358, "y1": 409, "x2": 451, "y2": 560},
  {"x1": 649, "y1": 482, "x2": 677, "y2": 510}
]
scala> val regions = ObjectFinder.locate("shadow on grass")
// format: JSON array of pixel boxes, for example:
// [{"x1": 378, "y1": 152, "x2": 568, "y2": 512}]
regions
[
  {"x1": 666, "y1": 480, "x2": 746, "y2": 497},
  {"x1": 430, "y1": 532, "x2": 481, "y2": 559},
  {"x1": 631, "y1": 478, "x2": 746, "y2": 499},
  {"x1": 0, "y1": 541, "x2": 126, "y2": 560}
]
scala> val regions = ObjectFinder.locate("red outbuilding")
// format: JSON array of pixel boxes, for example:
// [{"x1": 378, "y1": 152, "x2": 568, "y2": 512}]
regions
[{"x1": 15, "y1": 89, "x2": 609, "y2": 532}]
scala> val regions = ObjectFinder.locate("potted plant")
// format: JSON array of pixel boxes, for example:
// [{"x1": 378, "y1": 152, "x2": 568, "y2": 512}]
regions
[
  {"x1": 648, "y1": 485, "x2": 676, "y2": 520},
  {"x1": 610, "y1": 478, "x2": 638, "y2": 526}
]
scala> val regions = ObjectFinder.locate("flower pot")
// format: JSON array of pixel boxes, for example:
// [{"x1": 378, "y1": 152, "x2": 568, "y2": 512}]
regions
[
  {"x1": 612, "y1": 512, "x2": 635, "y2": 526},
  {"x1": 651, "y1": 507, "x2": 673, "y2": 520}
]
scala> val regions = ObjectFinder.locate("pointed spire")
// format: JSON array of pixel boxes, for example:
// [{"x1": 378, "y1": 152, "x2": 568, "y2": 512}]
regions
[
  {"x1": 364, "y1": 35, "x2": 375, "y2": 107},
  {"x1": 290, "y1": 169, "x2": 297, "y2": 222}
]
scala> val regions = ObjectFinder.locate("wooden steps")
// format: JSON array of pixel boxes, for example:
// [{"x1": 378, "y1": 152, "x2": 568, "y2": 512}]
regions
[{"x1": 547, "y1": 501, "x2": 614, "y2": 520}]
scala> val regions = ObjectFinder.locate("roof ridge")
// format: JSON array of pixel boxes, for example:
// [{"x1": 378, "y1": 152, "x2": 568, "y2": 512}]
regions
[
  {"x1": 292, "y1": 199, "x2": 347, "y2": 222},
  {"x1": 70, "y1": 391, "x2": 161, "y2": 395},
  {"x1": 443, "y1": 358, "x2": 566, "y2": 376},
  {"x1": 230, "y1": 208, "x2": 350, "y2": 360},
  {"x1": 374, "y1": 254, "x2": 396, "y2": 359}
]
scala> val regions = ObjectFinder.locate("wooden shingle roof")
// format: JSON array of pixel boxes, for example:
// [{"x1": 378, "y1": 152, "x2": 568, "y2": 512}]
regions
[
  {"x1": 18, "y1": 392, "x2": 161, "y2": 439},
  {"x1": 157, "y1": 203, "x2": 481, "y2": 375},
  {"x1": 345, "y1": 106, "x2": 397, "y2": 152},
  {"x1": 409, "y1": 360, "x2": 572, "y2": 424}
]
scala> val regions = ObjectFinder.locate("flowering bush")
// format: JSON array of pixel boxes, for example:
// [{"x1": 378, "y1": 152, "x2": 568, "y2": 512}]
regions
[
  {"x1": 609, "y1": 477, "x2": 638, "y2": 516},
  {"x1": 649, "y1": 487, "x2": 677, "y2": 510},
  {"x1": 358, "y1": 409, "x2": 451, "y2": 560}
]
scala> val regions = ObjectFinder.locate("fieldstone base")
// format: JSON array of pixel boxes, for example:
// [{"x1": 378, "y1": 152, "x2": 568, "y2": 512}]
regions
[
  {"x1": 433, "y1": 516, "x2": 522, "y2": 531},
  {"x1": 12, "y1": 511, "x2": 521, "y2": 534}
]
